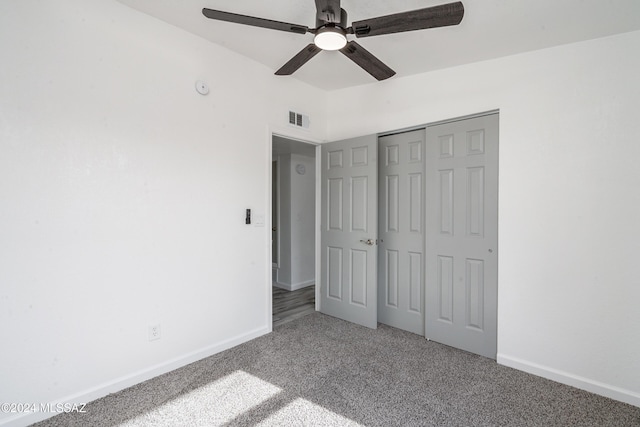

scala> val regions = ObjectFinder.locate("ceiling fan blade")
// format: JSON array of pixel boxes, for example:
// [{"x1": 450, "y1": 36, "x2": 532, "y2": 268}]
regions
[
  {"x1": 339, "y1": 41, "x2": 395, "y2": 81},
  {"x1": 351, "y1": 1, "x2": 464, "y2": 38},
  {"x1": 315, "y1": 0, "x2": 341, "y2": 23},
  {"x1": 202, "y1": 8, "x2": 309, "y2": 35},
  {"x1": 275, "y1": 44, "x2": 323, "y2": 76}
]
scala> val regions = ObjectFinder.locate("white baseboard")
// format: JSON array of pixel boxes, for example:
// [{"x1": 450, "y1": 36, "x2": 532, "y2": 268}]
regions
[
  {"x1": 273, "y1": 279, "x2": 314, "y2": 291},
  {"x1": 497, "y1": 353, "x2": 640, "y2": 408},
  {"x1": 1, "y1": 326, "x2": 270, "y2": 427}
]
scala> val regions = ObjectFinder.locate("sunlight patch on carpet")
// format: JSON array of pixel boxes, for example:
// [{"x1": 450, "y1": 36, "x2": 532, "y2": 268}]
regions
[
  {"x1": 257, "y1": 398, "x2": 364, "y2": 426},
  {"x1": 121, "y1": 370, "x2": 281, "y2": 426}
]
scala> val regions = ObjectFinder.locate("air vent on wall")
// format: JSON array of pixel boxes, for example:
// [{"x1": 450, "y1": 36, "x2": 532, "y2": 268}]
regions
[{"x1": 288, "y1": 110, "x2": 310, "y2": 129}]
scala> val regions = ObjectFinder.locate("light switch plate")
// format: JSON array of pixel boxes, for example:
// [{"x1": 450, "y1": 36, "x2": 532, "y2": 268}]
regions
[{"x1": 254, "y1": 214, "x2": 265, "y2": 227}]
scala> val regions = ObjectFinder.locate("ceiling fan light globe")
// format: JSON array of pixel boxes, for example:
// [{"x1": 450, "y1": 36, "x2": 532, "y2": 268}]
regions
[{"x1": 314, "y1": 29, "x2": 347, "y2": 51}]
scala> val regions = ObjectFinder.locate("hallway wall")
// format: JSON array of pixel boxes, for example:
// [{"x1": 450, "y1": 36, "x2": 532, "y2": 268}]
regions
[{"x1": 274, "y1": 153, "x2": 316, "y2": 290}]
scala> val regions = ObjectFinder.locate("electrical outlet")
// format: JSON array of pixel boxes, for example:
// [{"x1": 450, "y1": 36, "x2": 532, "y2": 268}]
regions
[{"x1": 148, "y1": 324, "x2": 161, "y2": 341}]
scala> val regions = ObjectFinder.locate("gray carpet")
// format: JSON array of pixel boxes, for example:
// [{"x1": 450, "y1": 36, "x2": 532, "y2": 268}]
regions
[{"x1": 35, "y1": 313, "x2": 640, "y2": 426}]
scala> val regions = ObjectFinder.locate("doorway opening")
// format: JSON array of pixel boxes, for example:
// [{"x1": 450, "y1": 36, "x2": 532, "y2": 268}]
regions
[{"x1": 272, "y1": 135, "x2": 317, "y2": 327}]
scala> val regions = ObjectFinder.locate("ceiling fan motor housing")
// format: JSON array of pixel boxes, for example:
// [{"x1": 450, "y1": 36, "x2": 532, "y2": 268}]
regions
[{"x1": 316, "y1": 8, "x2": 348, "y2": 29}]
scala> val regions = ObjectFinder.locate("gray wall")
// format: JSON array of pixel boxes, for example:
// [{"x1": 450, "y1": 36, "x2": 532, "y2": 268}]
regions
[{"x1": 274, "y1": 153, "x2": 316, "y2": 290}]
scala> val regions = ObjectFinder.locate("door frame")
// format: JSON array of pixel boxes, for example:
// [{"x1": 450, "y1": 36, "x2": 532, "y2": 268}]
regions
[
  {"x1": 272, "y1": 160, "x2": 279, "y2": 271},
  {"x1": 267, "y1": 127, "x2": 322, "y2": 331}
]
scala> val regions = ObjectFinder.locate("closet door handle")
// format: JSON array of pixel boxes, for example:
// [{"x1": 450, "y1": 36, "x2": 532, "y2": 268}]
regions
[{"x1": 360, "y1": 239, "x2": 375, "y2": 246}]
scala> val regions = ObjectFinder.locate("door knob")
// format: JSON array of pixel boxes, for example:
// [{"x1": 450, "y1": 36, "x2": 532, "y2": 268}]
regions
[{"x1": 359, "y1": 239, "x2": 375, "y2": 246}]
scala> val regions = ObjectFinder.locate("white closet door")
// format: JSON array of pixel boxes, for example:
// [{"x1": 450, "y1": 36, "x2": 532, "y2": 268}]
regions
[
  {"x1": 425, "y1": 113, "x2": 499, "y2": 359},
  {"x1": 378, "y1": 129, "x2": 425, "y2": 335}
]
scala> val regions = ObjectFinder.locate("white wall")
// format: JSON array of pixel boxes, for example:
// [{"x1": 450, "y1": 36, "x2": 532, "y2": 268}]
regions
[
  {"x1": 0, "y1": 1, "x2": 327, "y2": 426},
  {"x1": 326, "y1": 31, "x2": 640, "y2": 406},
  {"x1": 274, "y1": 153, "x2": 316, "y2": 290}
]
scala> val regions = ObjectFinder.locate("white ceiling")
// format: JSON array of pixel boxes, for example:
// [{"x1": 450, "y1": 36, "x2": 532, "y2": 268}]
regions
[{"x1": 116, "y1": 0, "x2": 640, "y2": 91}]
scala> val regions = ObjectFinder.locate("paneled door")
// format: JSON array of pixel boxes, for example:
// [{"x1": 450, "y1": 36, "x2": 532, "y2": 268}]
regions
[
  {"x1": 425, "y1": 113, "x2": 499, "y2": 359},
  {"x1": 320, "y1": 135, "x2": 378, "y2": 329},
  {"x1": 377, "y1": 129, "x2": 425, "y2": 335}
]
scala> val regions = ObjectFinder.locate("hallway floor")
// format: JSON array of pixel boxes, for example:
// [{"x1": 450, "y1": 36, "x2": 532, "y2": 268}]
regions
[{"x1": 272, "y1": 285, "x2": 315, "y2": 328}]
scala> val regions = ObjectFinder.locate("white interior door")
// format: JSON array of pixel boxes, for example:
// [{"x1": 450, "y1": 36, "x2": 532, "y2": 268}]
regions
[
  {"x1": 320, "y1": 135, "x2": 378, "y2": 329},
  {"x1": 377, "y1": 129, "x2": 425, "y2": 335},
  {"x1": 425, "y1": 113, "x2": 499, "y2": 359}
]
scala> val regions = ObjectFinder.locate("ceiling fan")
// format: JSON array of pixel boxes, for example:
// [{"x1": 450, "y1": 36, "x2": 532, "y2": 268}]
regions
[{"x1": 202, "y1": 1, "x2": 464, "y2": 81}]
